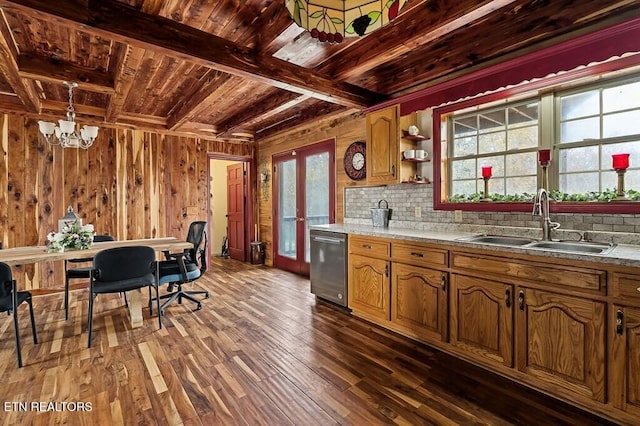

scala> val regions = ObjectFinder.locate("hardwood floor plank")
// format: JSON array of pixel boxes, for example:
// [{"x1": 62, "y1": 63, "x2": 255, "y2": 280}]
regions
[{"x1": 0, "y1": 258, "x2": 617, "y2": 425}]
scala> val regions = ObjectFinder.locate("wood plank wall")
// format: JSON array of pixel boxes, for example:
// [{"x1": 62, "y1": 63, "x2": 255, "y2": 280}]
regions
[
  {"x1": 257, "y1": 112, "x2": 366, "y2": 266},
  {"x1": 0, "y1": 114, "x2": 251, "y2": 291}
]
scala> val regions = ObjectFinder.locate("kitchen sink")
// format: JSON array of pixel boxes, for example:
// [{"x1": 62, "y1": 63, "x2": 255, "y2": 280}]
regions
[
  {"x1": 525, "y1": 240, "x2": 616, "y2": 255},
  {"x1": 457, "y1": 234, "x2": 535, "y2": 246}
]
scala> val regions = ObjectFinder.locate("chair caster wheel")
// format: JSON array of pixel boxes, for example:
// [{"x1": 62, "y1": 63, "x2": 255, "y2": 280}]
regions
[
  {"x1": 196, "y1": 304, "x2": 202, "y2": 310},
  {"x1": 205, "y1": 294, "x2": 209, "y2": 299}
]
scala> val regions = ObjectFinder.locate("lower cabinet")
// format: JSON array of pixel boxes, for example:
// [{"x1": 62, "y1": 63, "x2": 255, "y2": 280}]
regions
[
  {"x1": 449, "y1": 274, "x2": 514, "y2": 367},
  {"x1": 610, "y1": 305, "x2": 640, "y2": 417},
  {"x1": 517, "y1": 288, "x2": 606, "y2": 402},
  {"x1": 391, "y1": 263, "x2": 448, "y2": 342},
  {"x1": 348, "y1": 253, "x2": 390, "y2": 321}
]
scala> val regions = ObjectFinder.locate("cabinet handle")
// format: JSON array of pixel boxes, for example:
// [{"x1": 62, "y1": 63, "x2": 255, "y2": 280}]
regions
[
  {"x1": 362, "y1": 244, "x2": 372, "y2": 249},
  {"x1": 391, "y1": 165, "x2": 395, "y2": 176},
  {"x1": 440, "y1": 274, "x2": 447, "y2": 291},
  {"x1": 518, "y1": 290, "x2": 524, "y2": 311},
  {"x1": 505, "y1": 288, "x2": 511, "y2": 308},
  {"x1": 384, "y1": 264, "x2": 389, "y2": 277},
  {"x1": 616, "y1": 310, "x2": 624, "y2": 335},
  {"x1": 410, "y1": 252, "x2": 424, "y2": 258}
]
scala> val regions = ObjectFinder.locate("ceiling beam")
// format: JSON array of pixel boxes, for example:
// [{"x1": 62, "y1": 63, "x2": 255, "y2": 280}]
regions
[
  {"x1": 0, "y1": 0, "x2": 382, "y2": 109},
  {"x1": 256, "y1": 102, "x2": 347, "y2": 139},
  {"x1": 166, "y1": 69, "x2": 233, "y2": 131},
  {"x1": 216, "y1": 90, "x2": 308, "y2": 135},
  {"x1": 0, "y1": 8, "x2": 40, "y2": 112},
  {"x1": 105, "y1": 44, "x2": 146, "y2": 122},
  {"x1": 17, "y1": 54, "x2": 115, "y2": 93}
]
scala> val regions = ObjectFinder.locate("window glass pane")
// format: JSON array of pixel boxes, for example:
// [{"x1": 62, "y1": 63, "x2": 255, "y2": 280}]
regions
[
  {"x1": 454, "y1": 117, "x2": 477, "y2": 137},
  {"x1": 561, "y1": 90, "x2": 599, "y2": 120},
  {"x1": 278, "y1": 159, "x2": 297, "y2": 258},
  {"x1": 626, "y1": 169, "x2": 640, "y2": 191},
  {"x1": 487, "y1": 178, "x2": 504, "y2": 195},
  {"x1": 601, "y1": 171, "x2": 617, "y2": 191},
  {"x1": 559, "y1": 172, "x2": 599, "y2": 193},
  {"x1": 479, "y1": 111, "x2": 505, "y2": 133},
  {"x1": 506, "y1": 152, "x2": 537, "y2": 176},
  {"x1": 508, "y1": 103, "x2": 538, "y2": 127},
  {"x1": 603, "y1": 110, "x2": 640, "y2": 138},
  {"x1": 478, "y1": 132, "x2": 506, "y2": 154},
  {"x1": 453, "y1": 136, "x2": 476, "y2": 157},
  {"x1": 452, "y1": 179, "x2": 476, "y2": 195},
  {"x1": 601, "y1": 141, "x2": 640, "y2": 168},
  {"x1": 559, "y1": 146, "x2": 599, "y2": 172},
  {"x1": 508, "y1": 126, "x2": 538, "y2": 150},
  {"x1": 452, "y1": 159, "x2": 476, "y2": 179},
  {"x1": 560, "y1": 117, "x2": 599, "y2": 143},
  {"x1": 506, "y1": 176, "x2": 537, "y2": 194},
  {"x1": 603, "y1": 81, "x2": 640, "y2": 113}
]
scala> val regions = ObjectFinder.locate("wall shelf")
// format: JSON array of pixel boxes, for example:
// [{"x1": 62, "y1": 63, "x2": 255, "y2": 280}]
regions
[
  {"x1": 401, "y1": 158, "x2": 430, "y2": 163},
  {"x1": 401, "y1": 179, "x2": 431, "y2": 184},
  {"x1": 401, "y1": 130, "x2": 429, "y2": 141}
]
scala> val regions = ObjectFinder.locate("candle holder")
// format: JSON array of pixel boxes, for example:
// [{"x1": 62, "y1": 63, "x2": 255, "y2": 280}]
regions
[
  {"x1": 481, "y1": 177, "x2": 491, "y2": 202},
  {"x1": 612, "y1": 153, "x2": 630, "y2": 201},
  {"x1": 540, "y1": 161, "x2": 550, "y2": 190},
  {"x1": 615, "y1": 168, "x2": 628, "y2": 201}
]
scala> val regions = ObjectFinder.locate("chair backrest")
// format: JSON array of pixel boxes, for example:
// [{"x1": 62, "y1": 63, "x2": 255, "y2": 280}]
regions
[
  {"x1": 185, "y1": 221, "x2": 207, "y2": 271},
  {"x1": 0, "y1": 262, "x2": 12, "y2": 298},
  {"x1": 93, "y1": 246, "x2": 156, "y2": 282},
  {"x1": 94, "y1": 235, "x2": 115, "y2": 243}
]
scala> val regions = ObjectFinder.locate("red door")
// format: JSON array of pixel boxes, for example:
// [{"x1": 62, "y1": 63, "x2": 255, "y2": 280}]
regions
[{"x1": 227, "y1": 163, "x2": 245, "y2": 261}]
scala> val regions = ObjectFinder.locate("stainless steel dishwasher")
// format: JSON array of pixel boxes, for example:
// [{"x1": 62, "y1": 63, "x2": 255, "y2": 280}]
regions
[{"x1": 310, "y1": 229, "x2": 348, "y2": 307}]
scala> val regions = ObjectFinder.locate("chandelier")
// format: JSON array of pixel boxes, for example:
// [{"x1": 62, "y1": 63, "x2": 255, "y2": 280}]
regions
[
  {"x1": 285, "y1": 0, "x2": 407, "y2": 43},
  {"x1": 37, "y1": 81, "x2": 99, "y2": 149}
]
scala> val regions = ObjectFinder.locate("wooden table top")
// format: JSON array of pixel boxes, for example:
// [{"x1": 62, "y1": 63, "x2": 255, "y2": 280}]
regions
[{"x1": 0, "y1": 237, "x2": 193, "y2": 265}]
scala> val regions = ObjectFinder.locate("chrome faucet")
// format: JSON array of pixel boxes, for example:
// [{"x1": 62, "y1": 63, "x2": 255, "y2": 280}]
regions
[{"x1": 532, "y1": 188, "x2": 560, "y2": 241}]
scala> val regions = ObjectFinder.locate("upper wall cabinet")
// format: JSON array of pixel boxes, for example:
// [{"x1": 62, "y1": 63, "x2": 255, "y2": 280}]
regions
[{"x1": 366, "y1": 105, "x2": 399, "y2": 185}]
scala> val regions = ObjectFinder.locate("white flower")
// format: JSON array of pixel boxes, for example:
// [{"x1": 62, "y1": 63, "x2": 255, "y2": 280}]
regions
[{"x1": 83, "y1": 224, "x2": 94, "y2": 233}]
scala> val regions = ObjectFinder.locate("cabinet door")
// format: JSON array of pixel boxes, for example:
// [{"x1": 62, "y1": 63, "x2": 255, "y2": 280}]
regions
[
  {"x1": 348, "y1": 254, "x2": 390, "y2": 321},
  {"x1": 516, "y1": 288, "x2": 606, "y2": 402},
  {"x1": 610, "y1": 305, "x2": 640, "y2": 416},
  {"x1": 391, "y1": 263, "x2": 447, "y2": 342},
  {"x1": 366, "y1": 105, "x2": 398, "y2": 184},
  {"x1": 450, "y1": 274, "x2": 514, "y2": 367}
]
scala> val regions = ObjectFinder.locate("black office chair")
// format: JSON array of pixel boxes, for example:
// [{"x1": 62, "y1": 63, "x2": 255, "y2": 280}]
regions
[
  {"x1": 64, "y1": 234, "x2": 115, "y2": 320},
  {"x1": 0, "y1": 262, "x2": 37, "y2": 367},
  {"x1": 156, "y1": 221, "x2": 209, "y2": 314},
  {"x1": 87, "y1": 246, "x2": 161, "y2": 348}
]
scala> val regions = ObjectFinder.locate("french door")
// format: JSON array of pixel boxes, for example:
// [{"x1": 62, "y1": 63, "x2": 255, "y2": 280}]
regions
[{"x1": 273, "y1": 140, "x2": 335, "y2": 275}]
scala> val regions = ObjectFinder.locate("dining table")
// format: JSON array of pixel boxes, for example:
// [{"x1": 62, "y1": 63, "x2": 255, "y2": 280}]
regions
[{"x1": 0, "y1": 237, "x2": 193, "y2": 328}]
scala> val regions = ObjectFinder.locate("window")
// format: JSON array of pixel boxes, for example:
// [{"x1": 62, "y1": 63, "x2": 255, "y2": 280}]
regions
[{"x1": 440, "y1": 73, "x2": 640, "y2": 206}]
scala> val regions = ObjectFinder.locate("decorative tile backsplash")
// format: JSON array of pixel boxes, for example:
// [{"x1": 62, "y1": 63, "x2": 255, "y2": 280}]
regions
[{"x1": 344, "y1": 184, "x2": 640, "y2": 244}]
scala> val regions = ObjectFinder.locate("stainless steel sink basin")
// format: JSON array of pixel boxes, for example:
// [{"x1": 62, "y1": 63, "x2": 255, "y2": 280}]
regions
[
  {"x1": 457, "y1": 234, "x2": 535, "y2": 246},
  {"x1": 525, "y1": 240, "x2": 616, "y2": 255}
]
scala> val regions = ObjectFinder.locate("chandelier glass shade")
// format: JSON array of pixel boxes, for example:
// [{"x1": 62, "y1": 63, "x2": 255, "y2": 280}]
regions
[
  {"x1": 285, "y1": 0, "x2": 408, "y2": 43},
  {"x1": 37, "y1": 81, "x2": 99, "y2": 149}
]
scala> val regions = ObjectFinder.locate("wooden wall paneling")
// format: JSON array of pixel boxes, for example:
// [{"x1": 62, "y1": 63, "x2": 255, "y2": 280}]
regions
[
  {"x1": 37, "y1": 121, "x2": 57, "y2": 290},
  {"x1": 156, "y1": 133, "x2": 166, "y2": 238},
  {"x1": 115, "y1": 128, "x2": 128, "y2": 239},
  {"x1": 0, "y1": 116, "x2": 7, "y2": 247},
  {"x1": 131, "y1": 130, "x2": 146, "y2": 239},
  {"x1": 64, "y1": 137, "x2": 80, "y2": 215},
  {"x1": 257, "y1": 113, "x2": 366, "y2": 265},
  {"x1": 103, "y1": 131, "x2": 117, "y2": 237},
  {"x1": 146, "y1": 132, "x2": 158, "y2": 238},
  {"x1": 196, "y1": 138, "x2": 208, "y2": 222},
  {"x1": 86, "y1": 130, "x2": 99, "y2": 229},
  {"x1": 23, "y1": 119, "x2": 40, "y2": 288},
  {"x1": 6, "y1": 115, "x2": 25, "y2": 284},
  {"x1": 76, "y1": 139, "x2": 89, "y2": 222},
  {"x1": 50, "y1": 125, "x2": 66, "y2": 290}
]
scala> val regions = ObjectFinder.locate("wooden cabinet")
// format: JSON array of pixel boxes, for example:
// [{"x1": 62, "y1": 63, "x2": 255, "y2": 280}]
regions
[
  {"x1": 366, "y1": 105, "x2": 399, "y2": 185},
  {"x1": 391, "y1": 263, "x2": 447, "y2": 342},
  {"x1": 348, "y1": 253, "x2": 390, "y2": 321},
  {"x1": 610, "y1": 305, "x2": 640, "y2": 417},
  {"x1": 516, "y1": 288, "x2": 606, "y2": 402},
  {"x1": 450, "y1": 274, "x2": 514, "y2": 367}
]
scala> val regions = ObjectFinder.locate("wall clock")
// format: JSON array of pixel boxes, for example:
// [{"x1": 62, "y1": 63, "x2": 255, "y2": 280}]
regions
[{"x1": 344, "y1": 141, "x2": 366, "y2": 181}]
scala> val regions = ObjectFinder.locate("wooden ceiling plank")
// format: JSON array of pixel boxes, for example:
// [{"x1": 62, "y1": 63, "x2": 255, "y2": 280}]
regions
[
  {"x1": 106, "y1": 44, "x2": 146, "y2": 122},
  {"x1": 166, "y1": 69, "x2": 233, "y2": 130},
  {"x1": 17, "y1": 54, "x2": 115, "y2": 93},
  {"x1": 256, "y1": 102, "x2": 347, "y2": 139},
  {"x1": 216, "y1": 90, "x2": 308, "y2": 135},
  {"x1": 0, "y1": 0, "x2": 381, "y2": 108},
  {"x1": 0, "y1": 8, "x2": 40, "y2": 112}
]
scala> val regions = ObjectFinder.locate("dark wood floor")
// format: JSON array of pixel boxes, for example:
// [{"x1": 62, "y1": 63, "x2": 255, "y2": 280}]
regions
[{"x1": 0, "y1": 258, "x2": 616, "y2": 425}]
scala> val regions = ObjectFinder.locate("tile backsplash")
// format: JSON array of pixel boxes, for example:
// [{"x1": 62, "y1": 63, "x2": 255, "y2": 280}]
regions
[{"x1": 344, "y1": 184, "x2": 640, "y2": 244}]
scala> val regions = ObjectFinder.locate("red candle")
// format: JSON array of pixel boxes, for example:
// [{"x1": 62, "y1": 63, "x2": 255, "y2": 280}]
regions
[
  {"x1": 538, "y1": 149, "x2": 551, "y2": 163},
  {"x1": 481, "y1": 166, "x2": 492, "y2": 178},
  {"x1": 612, "y1": 153, "x2": 630, "y2": 170}
]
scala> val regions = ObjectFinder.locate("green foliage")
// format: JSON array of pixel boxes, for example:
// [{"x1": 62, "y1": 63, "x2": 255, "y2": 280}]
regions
[{"x1": 448, "y1": 189, "x2": 640, "y2": 203}]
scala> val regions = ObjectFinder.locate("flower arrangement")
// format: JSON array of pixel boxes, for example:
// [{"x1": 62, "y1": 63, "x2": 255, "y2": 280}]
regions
[{"x1": 47, "y1": 221, "x2": 95, "y2": 252}]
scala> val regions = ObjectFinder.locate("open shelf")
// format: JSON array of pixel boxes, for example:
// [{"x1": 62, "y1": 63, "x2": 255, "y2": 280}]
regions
[
  {"x1": 402, "y1": 179, "x2": 431, "y2": 184},
  {"x1": 401, "y1": 158, "x2": 430, "y2": 163},
  {"x1": 401, "y1": 130, "x2": 429, "y2": 141}
]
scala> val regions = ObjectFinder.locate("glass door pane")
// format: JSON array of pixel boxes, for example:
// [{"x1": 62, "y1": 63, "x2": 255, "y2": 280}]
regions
[
  {"x1": 304, "y1": 152, "x2": 330, "y2": 263},
  {"x1": 278, "y1": 158, "x2": 297, "y2": 259}
]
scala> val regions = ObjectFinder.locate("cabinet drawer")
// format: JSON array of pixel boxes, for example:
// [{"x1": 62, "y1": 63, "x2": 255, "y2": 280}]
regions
[
  {"x1": 392, "y1": 242, "x2": 448, "y2": 268},
  {"x1": 611, "y1": 273, "x2": 640, "y2": 302},
  {"x1": 451, "y1": 252, "x2": 605, "y2": 293},
  {"x1": 349, "y1": 236, "x2": 390, "y2": 258}
]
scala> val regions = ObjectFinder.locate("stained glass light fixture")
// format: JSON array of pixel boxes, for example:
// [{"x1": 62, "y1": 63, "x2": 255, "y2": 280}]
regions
[{"x1": 285, "y1": 0, "x2": 408, "y2": 43}]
